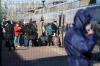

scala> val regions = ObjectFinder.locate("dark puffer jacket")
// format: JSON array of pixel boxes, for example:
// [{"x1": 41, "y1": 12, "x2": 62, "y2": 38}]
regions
[{"x1": 64, "y1": 9, "x2": 97, "y2": 66}]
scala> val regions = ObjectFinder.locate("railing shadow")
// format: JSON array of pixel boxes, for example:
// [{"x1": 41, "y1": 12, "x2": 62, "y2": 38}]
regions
[
  {"x1": 1, "y1": 40, "x2": 67, "y2": 66},
  {"x1": 2, "y1": 45, "x2": 100, "y2": 66},
  {"x1": 2, "y1": 48, "x2": 67, "y2": 66}
]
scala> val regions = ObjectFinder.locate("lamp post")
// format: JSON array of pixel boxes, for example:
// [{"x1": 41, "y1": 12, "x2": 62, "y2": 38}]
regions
[
  {"x1": 41, "y1": 0, "x2": 45, "y2": 15},
  {"x1": 58, "y1": 3, "x2": 65, "y2": 47},
  {"x1": 41, "y1": 0, "x2": 45, "y2": 18},
  {"x1": 42, "y1": 0, "x2": 45, "y2": 7}
]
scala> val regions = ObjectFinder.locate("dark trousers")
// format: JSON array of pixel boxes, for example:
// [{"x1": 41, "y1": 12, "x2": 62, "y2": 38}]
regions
[
  {"x1": 67, "y1": 56, "x2": 92, "y2": 66},
  {"x1": 31, "y1": 39, "x2": 38, "y2": 47},
  {"x1": 7, "y1": 39, "x2": 15, "y2": 51},
  {"x1": 47, "y1": 35, "x2": 53, "y2": 46},
  {"x1": 20, "y1": 35, "x2": 24, "y2": 46}
]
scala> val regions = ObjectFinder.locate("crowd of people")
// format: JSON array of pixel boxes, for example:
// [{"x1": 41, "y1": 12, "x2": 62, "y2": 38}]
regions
[
  {"x1": 0, "y1": 8, "x2": 100, "y2": 66},
  {"x1": 1, "y1": 19, "x2": 60, "y2": 51}
]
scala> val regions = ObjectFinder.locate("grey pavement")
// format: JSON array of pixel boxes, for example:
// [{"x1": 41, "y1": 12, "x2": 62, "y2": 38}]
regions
[
  {"x1": 1, "y1": 42, "x2": 100, "y2": 66},
  {"x1": 1, "y1": 44, "x2": 67, "y2": 66}
]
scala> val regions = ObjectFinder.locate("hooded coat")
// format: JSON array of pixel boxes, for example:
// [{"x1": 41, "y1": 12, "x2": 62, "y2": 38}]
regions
[{"x1": 64, "y1": 9, "x2": 97, "y2": 66}]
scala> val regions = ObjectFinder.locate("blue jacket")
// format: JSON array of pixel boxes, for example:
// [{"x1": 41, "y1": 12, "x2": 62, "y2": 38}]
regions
[
  {"x1": 64, "y1": 9, "x2": 96, "y2": 66},
  {"x1": 45, "y1": 23, "x2": 53, "y2": 36}
]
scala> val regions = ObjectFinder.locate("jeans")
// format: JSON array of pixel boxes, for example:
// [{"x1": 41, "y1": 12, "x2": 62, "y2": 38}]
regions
[
  {"x1": 14, "y1": 36, "x2": 18, "y2": 44},
  {"x1": 17, "y1": 35, "x2": 21, "y2": 46},
  {"x1": 24, "y1": 38, "x2": 29, "y2": 47}
]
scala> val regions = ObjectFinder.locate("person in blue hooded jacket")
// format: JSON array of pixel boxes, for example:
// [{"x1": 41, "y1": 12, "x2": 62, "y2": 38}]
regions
[{"x1": 64, "y1": 9, "x2": 97, "y2": 66}]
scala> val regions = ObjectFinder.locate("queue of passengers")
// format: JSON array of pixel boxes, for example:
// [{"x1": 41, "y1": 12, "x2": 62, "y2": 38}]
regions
[{"x1": 1, "y1": 19, "x2": 59, "y2": 51}]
